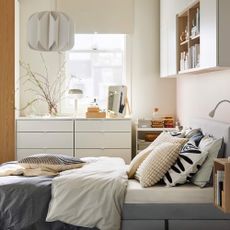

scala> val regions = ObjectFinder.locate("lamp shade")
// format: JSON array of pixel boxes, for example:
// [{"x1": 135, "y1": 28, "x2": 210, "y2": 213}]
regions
[
  {"x1": 28, "y1": 11, "x2": 74, "y2": 51},
  {"x1": 68, "y1": 88, "x2": 83, "y2": 99}
]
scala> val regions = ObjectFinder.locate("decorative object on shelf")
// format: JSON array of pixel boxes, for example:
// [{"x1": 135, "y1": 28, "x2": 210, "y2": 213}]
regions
[
  {"x1": 107, "y1": 85, "x2": 128, "y2": 118},
  {"x1": 180, "y1": 31, "x2": 186, "y2": 42},
  {"x1": 152, "y1": 107, "x2": 159, "y2": 120},
  {"x1": 68, "y1": 88, "x2": 83, "y2": 117},
  {"x1": 86, "y1": 98, "x2": 106, "y2": 118},
  {"x1": 27, "y1": 11, "x2": 74, "y2": 51},
  {"x1": 209, "y1": 100, "x2": 230, "y2": 118},
  {"x1": 163, "y1": 116, "x2": 174, "y2": 128},
  {"x1": 151, "y1": 108, "x2": 174, "y2": 128},
  {"x1": 152, "y1": 108, "x2": 164, "y2": 128},
  {"x1": 151, "y1": 120, "x2": 164, "y2": 128},
  {"x1": 20, "y1": 53, "x2": 67, "y2": 116}
]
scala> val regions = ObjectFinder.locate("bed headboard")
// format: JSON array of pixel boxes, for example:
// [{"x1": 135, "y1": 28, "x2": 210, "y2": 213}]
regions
[{"x1": 189, "y1": 118, "x2": 230, "y2": 157}]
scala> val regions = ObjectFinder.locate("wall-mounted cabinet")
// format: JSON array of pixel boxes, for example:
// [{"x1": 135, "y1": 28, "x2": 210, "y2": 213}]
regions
[{"x1": 160, "y1": 0, "x2": 230, "y2": 77}]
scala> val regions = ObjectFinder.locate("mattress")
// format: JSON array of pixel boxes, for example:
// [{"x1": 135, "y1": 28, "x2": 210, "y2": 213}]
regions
[{"x1": 125, "y1": 179, "x2": 213, "y2": 204}]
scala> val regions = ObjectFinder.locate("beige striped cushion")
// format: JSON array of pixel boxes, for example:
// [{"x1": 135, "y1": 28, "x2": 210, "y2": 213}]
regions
[
  {"x1": 135, "y1": 142, "x2": 181, "y2": 187},
  {"x1": 19, "y1": 154, "x2": 85, "y2": 172},
  {"x1": 127, "y1": 132, "x2": 187, "y2": 178}
]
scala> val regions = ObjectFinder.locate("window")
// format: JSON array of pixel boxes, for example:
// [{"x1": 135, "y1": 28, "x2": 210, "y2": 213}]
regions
[{"x1": 63, "y1": 34, "x2": 126, "y2": 115}]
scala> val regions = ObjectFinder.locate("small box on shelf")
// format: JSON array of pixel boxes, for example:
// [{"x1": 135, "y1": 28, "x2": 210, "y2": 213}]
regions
[{"x1": 213, "y1": 158, "x2": 230, "y2": 213}]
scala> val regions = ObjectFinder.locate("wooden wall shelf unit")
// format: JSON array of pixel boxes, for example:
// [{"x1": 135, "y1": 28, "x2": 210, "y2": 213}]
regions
[
  {"x1": 214, "y1": 158, "x2": 230, "y2": 213},
  {"x1": 178, "y1": 1, "x2": 200, "y2": 73}
]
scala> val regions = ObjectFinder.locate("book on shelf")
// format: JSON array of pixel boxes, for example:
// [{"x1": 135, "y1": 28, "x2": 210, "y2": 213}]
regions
[
  {"x1": 187, "y1": 44, "x2": 200, "y2": 69},
  {"x1": 191, "y1": 7, "x2": 200, "y2": 37},
  {"x1": 216, "y1": 170, "x2": 224, "y2": 206}
]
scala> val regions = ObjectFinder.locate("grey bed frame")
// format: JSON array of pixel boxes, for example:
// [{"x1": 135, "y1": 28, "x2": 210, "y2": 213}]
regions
[{"x1": 121, "y1": 118, "x2": 230, "y2": 230}]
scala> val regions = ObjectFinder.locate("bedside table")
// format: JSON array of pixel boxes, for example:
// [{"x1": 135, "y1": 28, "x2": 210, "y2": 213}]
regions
[
  {"x1": 136, "y1": 119, "x2": 176, "y2": 155},
  {"x1": 213, "y1": 158, "x2": 230, "y2": 213}
]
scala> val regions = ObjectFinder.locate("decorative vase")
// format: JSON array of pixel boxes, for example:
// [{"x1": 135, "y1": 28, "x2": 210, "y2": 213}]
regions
[{"x1": 48, "y1": 103, "x2": 58, "y2": 116}]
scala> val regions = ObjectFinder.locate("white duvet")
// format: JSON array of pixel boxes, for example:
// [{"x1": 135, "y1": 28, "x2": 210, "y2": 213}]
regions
[{"x1": 46, "y1": 157, "x2": 128, "y2": 230}]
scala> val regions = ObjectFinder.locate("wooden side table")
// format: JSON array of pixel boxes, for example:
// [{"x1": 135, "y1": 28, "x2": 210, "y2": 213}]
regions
[{"x1": 213, "y1": 158, "x2": 230, "y2": 213}]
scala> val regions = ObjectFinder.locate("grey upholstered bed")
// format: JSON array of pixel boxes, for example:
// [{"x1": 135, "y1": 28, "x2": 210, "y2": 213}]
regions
[
  {"x1": 122, "y1": 118, "x2": 230, "y2": 230},
  {"x1": 1, "y1": 118, "x2": 230, "y2": 230}
]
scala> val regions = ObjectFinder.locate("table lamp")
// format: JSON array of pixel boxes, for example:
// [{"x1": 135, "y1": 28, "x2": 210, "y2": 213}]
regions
[{"x1": 68, "y1": 88, "x2": 83, "y2": 116}]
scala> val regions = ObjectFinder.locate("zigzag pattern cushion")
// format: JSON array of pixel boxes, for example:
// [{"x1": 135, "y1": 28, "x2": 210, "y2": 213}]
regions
[
  {"x1": 127, "y1": 132, "x2": 188, "y2": 178},
  {"x1": 19, "y1": 154, "x2": 85, "y2": 172},
  {"x1": 135, "y1": 142, "x2": 181, "y2": 187},
  {"x1": 163, "y1": 141, "x2": 208, "y2": 187}
]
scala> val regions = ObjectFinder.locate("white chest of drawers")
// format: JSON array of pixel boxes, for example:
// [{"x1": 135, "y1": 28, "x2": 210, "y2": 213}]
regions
[
  {"x1": 75, "y1": 119, "x2": 132, "y2": 163},
  {"x1": 16, "y1": 119, "x2": 74, "y2": 160},
  {"x1": 16, "y1": 118, "x2": 132, "y2": 163}
]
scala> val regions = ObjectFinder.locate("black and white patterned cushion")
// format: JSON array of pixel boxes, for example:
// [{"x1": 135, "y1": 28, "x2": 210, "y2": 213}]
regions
[
  {"x1": 189, "y1": 132, "x2": 204, "y2": 146},
  {"x1": 163, "y1": 141, "x2": 208, "y2": 186}
]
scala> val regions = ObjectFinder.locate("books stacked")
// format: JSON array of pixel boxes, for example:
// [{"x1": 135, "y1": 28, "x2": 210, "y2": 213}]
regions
[
  {"x1": 151, "y1": 119, "x2": 164, "y2": 128},
  {"x1": 180, "y1": 51, "x2": 189, "y2": 71},
  {"x1": 180, "y1": 44, "x2": 200, "y2": 71},
  {"x1": 216, "y1": 170, "x2": 224, "y2": 207},
  {"x1": 189, "y1": 44, "x2": 200, "y2": 68},
  {"x1": 86, "y1": 107, "x2": 106, "y2": 118},
  {"x1": 191, "y1": 8, "x2": 200, "y2": 38}
]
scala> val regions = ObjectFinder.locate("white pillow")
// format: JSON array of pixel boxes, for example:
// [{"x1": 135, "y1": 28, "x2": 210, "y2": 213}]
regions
[
  {"x1": 163, "y1": 141, "x2": 208, "y2": 187},
  {"x1": 192, "y1": 136, "x2": 223, "y2": 187},
  {"x1": 127, "y1": 132, "x2": 188, "y2": 178},
  {"x1": 135, "y1": 142, "x2": 181, "y2": 187}
]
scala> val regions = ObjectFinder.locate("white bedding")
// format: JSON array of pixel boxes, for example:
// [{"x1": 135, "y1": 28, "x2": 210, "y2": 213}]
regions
[
  {"x1": 125, "y1": 179, "x2": 213, "y2": 204},
  {"x1": 46, "y1": 157, "x2": 128, "y2": 230}
]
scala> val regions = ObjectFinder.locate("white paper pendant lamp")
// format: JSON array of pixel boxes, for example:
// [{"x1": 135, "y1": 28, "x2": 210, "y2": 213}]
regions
[{"x1": 28, "y1": 11, "x2": 74, "y2": 51}]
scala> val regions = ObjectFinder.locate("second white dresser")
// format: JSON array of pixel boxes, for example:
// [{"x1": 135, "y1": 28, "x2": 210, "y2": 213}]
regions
[{"x1": 75, "y1": 118, "x2": 132, "y2": 163}]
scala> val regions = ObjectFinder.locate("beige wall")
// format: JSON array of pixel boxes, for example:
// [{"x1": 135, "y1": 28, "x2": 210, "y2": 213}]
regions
[
  {"x1": 177, "y1": 70, "x2": 230, "y2": 127},
  {"x1": 19, "y1": 0, "x2": 61, "y2": 116},
  {"x1": 130, "y1": 0, "x2": 176, "y2": 120}
]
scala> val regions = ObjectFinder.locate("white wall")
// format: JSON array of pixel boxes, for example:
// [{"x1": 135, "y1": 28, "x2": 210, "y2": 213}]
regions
[
  {"x1": 19, "y1": 0, "x2": 177, "y2": 119},
  {"x1": 130, "y1": 0, "x2": 176, "y2": 120},
  {"x1": 177, "y1": 70, "x2": 230, "y2": 127},
  {"x1": 19, "y1": 0, "x2": 61, "y2": 116}
]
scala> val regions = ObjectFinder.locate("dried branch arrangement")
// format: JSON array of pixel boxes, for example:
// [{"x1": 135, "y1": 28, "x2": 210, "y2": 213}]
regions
[{"x1": 20, "y1": 53, "x2": 68, "y2": 116}]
